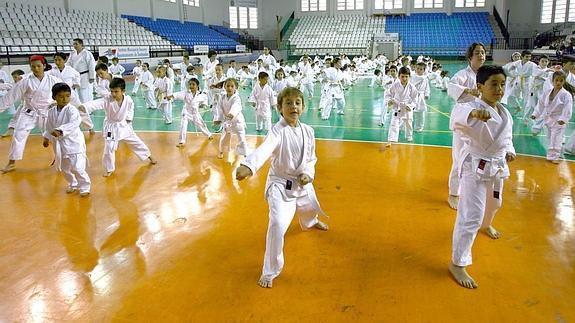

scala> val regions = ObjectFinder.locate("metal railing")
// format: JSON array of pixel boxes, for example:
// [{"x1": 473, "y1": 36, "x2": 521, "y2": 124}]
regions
[
  {"x1": 0, "y1": 43, "x2": 242, "y2": 65},
  {"x1": 492, "y1": 5, "x2": 509, "y2": 42},
  {"x1": 490, "y1": 37, "x2": 534, "y2": 50}
]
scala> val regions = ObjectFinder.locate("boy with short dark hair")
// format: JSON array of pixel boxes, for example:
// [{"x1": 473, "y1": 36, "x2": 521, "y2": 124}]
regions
[
  {"x1": 43, "y1": 83, "x2": 91, "y2": 196},
  {"x1": 449, "y1": 65, "x2": 516, "y2": 289},
  {"x1": 79, "y1": 78, "x2": 156, "y2": 177}
]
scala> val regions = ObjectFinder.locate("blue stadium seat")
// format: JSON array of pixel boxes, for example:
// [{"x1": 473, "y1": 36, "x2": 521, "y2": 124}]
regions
[
  {"x1": 121, "y1": 15, "x2": 240, "y2": 51},
  {"x1": 385, "y1": 12, "x2": 494, "y2": 56}
]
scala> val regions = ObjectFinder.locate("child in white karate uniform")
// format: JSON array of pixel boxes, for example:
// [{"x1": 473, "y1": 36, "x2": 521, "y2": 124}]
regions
[
  {"x1": 226, "y1": 60, "x2": 237, "y2": 79},
  {"x1": 154, "y1": 66, "x2": 174, "y2": 124},
  {"x1": 446, "y1": 42, "x2": 486, "y2": 210},
  {"x1": 449, "y1": 65, "x2": 516, "y2": 289},
  {"x1": 108, "y1": 57, "x2": 125, "y2": 78},
  {"x1": 140, "y1": 63, "x2": 156, "y2": 109},
  {"x1": 369, "y1": 69, "x2": 383, "y2": 88},
  {"x1": 0, "y1": 69, "x2": 25, "y2": 137},
  {"x1": 1, "y1": 55, "x2": 81, "y2": 173},
  {"x1": 79, "y1": 78, "x2": 157, "y2": 177},
  {"x1": 131, "y1": 60, "x2": 143, "y2": 96},
  {"x1": 43, "y1": 83, "x2": 91, "y2": 196},
  {"x1": 249, "y1": 72, "x2": 276, "y2": 132},
  {"x1": 237, "y1": 65, "x2": 254, "y2": 89},
  {"x1": 411, "y1": 62, "x2": 430, "y2": 132},
  {"x1": 272, "y1": 69, "x2": 288, "y2": 95},
  {"x1": 438, "y1": 70, "x2": 450, "y2": 92},
  {"x1": 169, "y1": 78, "x2": 213, "y2": 147},
  {"x1": 532, "y1": 71, "x2": 574, "y2": 162},
  {"x1": 215, "y1": 78, "x2": 248, "y2": 159},
  {"x1": 385, "y1": 67, "x2": 419, "y2": 144},
  {"x1": 208, "y1": 64, "x2": 227, "y2": 123},
  {"x1": 94, "y1": 63, "x2": 112, "y2": 98},
  {"x1": 319, "y1": 58, "x2": 346, "y2": 120},
  {"x1": 530, "y1": 56, "x2": 555, "y2": 134},
  {"x1": 236, "y1": 87, "x2": 328, "y2": 289}
]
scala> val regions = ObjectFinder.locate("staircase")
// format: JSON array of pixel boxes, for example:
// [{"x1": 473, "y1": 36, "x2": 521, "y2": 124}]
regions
[
  {"x1": 280, "y1": 18, "x2": 299, "y2": 50},
  {"x1": 488, "y1": 15, "x2": 504, "y2": 39}
]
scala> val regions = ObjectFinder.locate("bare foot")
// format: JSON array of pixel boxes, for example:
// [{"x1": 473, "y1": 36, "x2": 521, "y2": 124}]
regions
[
  {"x1": 1, "y1": 163, "x2": 15, "y2": 174},
  {"x1": 176, "y1": 143, "x2": 185, "y2": 148},
  {"x1": 314, "y1": 221, "x2": 329, "y2": 231},
  {"x1": 448, "y1": 195, "x2": 459, "y2": 210},
  {"x1": 88, "y1": 128, "x2": 95, "y2": 135},
  {"x1": 79, "y1": 191, "x2": 90, "y2": 197},
  {"x1": 103, "y1": 171, "x2": 114, "y2": 177},
  {"x1": 208, "y1": 135, "x2": 214, "y2": 140},
  {"x1": 258, "y1": 275, "x2": 273, "y2": 288},
  {"x1": 449, "y1": 263, "x2": 478, "y2": 289},
  {"x1": 217, "y1": 152, "x2": 224, "y2": 159},
  {"x1": 1, "y1": 128, "x2": 14, "y2": 138},
  {"x1": 483, "y1": 225, "x2": 501, "y2": 239},
  {"x1": 148, "y1": 156, "x2": 157, "y2": 165},
  {"x1": 66, "y1": 186, "x2": 78, "y2": 194},
  {"x1": 385, "y1": 142, "x2": 391, "y2": 147}
]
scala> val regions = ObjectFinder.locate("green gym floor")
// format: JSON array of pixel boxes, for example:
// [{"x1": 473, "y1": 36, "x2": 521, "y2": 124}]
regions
[{"x1": 0, "y1": 62, "x2": 566, "y2": 160}]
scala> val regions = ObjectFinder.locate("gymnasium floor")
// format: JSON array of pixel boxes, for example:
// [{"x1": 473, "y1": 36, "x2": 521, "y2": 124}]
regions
[{"x1": 0, "y1": 62, "x2": 574, "y2": 322}]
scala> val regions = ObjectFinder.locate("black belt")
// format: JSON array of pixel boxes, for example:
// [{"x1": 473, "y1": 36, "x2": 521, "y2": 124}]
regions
[{"x1": 79, "y1": 70, "x2": 89, "y2": 75}]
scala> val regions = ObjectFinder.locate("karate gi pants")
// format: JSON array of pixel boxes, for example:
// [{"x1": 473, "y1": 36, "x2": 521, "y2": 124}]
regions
[
  {"x1": 131, "y1": 79, "x2": 141, "y2": 95},
  {"x1": 77, "y1": 84, "x2": 93, "y2": 104},
  {"x1": 452, "y1": 157, "x2": 503, "y2": 266},
  {"x1": 219, "y1": 125, "x2": 247, "y2": 156},
  {"x1": 414, "y1": 110, "x2": 425, "y2": 131},
  {"x1": 262, "y1": 184, "x2": 319, "y2": 279},
  {"x1": 387, "y1": 113, "x2": 413, "y2": 142},
  {"x1": 62, "y1": 154, "x2": 91, "y2": 193},
  {"x1": 320, "y1": 95, "x2": 345, "y2": 119},
  {"x1": 448, "y1": 131, "x2": 464, "y2": 196},
  {"x1": 8, "y1": 113, "x2": 44, "y2": 161},
  {"x1": 255, "y1": 111, "x2": 272, "y2": 131},
  {"x1": 300, "y1": 82, "x2": 314, "y2": 99},
  {"x1": 179, "y1": 115, "x2": 211, "y2": 143},
  {"x1": 144, "y1": 90, "x2": 156, "y2": 109},
  {"x1": 158, "y1": 100, "x2": 173, "y2": 123},
  {"x1": 103, "y1": 134, "x2": 151, "y2": 172},
  {"x1": 545, "y1": 124, "x2": 566, "y2": 161}
]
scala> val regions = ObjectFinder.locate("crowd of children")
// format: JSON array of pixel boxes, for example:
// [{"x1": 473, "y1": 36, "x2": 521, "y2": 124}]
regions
[{"x1": 2, "y1": 39, "x2": 575, "y2": 292}]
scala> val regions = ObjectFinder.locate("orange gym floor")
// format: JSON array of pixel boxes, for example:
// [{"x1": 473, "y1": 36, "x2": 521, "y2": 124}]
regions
[{"x1": 0, "y1": 133, "x2": 573, "y2": 322}]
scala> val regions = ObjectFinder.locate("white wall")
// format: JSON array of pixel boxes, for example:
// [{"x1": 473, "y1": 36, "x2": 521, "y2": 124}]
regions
[
  {"x1": 118, "y1": 0, "x2": 151, "y2": 17},
  {"x1": 69, "y1": 0, "x2": 114, "y2": 13},
  {"x1": 498, "y1": 0, "x2": 544, "y2": 38},
  {"x1": 0, "y1": 0, "x2": 65, "y2": 8}
]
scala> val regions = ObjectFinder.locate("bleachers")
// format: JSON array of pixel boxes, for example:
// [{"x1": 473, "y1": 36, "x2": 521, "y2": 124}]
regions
[
  {"x1": 0, "y1": 2, "x2": 178, "y2": 55},
  {"x1": 384, "y1": 12, "x2": 495, "y2": 56},
  {"x1": 123, "y1": 15, "x2": 239, "y2": 51},
  {"x1": 287, "y1": 15, "x2": 385, "y2": 56},
  {"x1": 209, "y1": 25, "x2": 240, "y2": 41}
]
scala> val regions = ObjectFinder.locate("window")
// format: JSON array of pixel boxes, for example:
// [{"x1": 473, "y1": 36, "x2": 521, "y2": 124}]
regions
[
  {"x1": 229, "y1": 6, "x2": 238, "y2": 28},
  {"x1": 554, "y1": 0, "x2": 567, "y2": 22},
  {"x1": 383, "y1": 0, "x2": 402, "y2": 9},
  {"x1": 414, "y1": 0, "x2": 442, "y2": 8},
  {"x1": 183, "y1": 0, "x2": 199, "y2": 7},
  {"x1": 163, "y1": 0, "x2": 175, "y2": 3},
  {"x1": 238, "y1": 7, "x2": 248, "y2": 29},
  {"x1": 539, "y1": 0, "x2": 575, "y2": 24},
  {"x1": 541, "y1": 0, "x2": 553, "y2": 23},
  {"x1": 375, "y1": 0, "x2": 400, "y2": 10},
  {"x1": 301, "y1": 0, "x2": 327, "y2": 11},
  {"x1": 455, "y1": 0, "x2": 484, "y2": 7},
  {"x1": 229, "y1": 6, "x2": 257, "y2": 29},
  {"x1": 569, "y1": 0, "x2": 575, "y2": 21},
  {"x1": 337, "y1": 0, "x2": 363, "y2": 10},
  {"x1": 249, "y1": 7, "x2": 258, "y2": 29}
]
